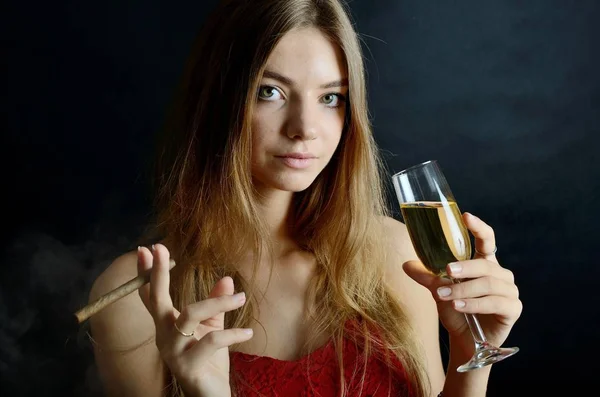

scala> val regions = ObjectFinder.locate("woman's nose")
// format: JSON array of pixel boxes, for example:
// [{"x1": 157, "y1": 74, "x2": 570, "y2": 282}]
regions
[{"x1": 285, "y1": 101, "x2": 318, "y2": 141}]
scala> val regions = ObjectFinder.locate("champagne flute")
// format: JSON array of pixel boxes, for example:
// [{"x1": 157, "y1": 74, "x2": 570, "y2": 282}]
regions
[{"x1": 391, "y1": 160, "x2": 519, "y2": 372}]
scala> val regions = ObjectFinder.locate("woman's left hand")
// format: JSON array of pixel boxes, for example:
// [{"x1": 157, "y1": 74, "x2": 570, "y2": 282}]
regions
[{"x1": 403, "y1": 212, "x2": 523, "y2": 353}]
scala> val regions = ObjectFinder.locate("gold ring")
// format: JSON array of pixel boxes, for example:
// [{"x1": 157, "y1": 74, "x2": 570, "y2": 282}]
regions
[
  {"x1": 174, "y1": 322, "x2": 195, "y2": 337},
  {"x1": 475, "y1": 246, "x2": 497, "y2": 256}
]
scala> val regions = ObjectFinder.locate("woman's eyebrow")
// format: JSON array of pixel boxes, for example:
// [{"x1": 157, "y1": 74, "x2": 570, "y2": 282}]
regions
[{"x1": 262, "y1": 69, "x2": 348, "y2": 89}]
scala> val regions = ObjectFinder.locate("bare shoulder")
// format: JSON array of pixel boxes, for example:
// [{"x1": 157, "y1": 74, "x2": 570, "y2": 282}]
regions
[
  {"x1": 381, "y1": 215, "x2": 417, "y2": 260},
  {"x1": 90, "y1": 250, "x2": 139, "y2": 300},
  {"x1": 380, "y1": 216, "x2": 446, "y2": 388},
  {"x1": 378, "y1": 217, "x2": 421, "y2": 296},
  {"x1": 89, "y1": 249, "x2": 155, "y2": 348},
  {"x1": 88, "y1": 250, "x2": 165, "y2": 396},
  {"x1": 380, "y1": 216, "x2": 424, "y2": 285},
  {"x1": 380, "y1": 215, "x2": 429, "y2": 295}
]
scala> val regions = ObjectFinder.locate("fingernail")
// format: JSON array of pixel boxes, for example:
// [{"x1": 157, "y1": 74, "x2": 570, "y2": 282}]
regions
[
  {"x1": 243, "y1": 328, "x2": 254, "y2": 335},
  {"x1": 234, "y1": 292, "x2": 246, "y2": 303},
  {"x1": 454, "y1": 300, "x2": 466, "y2": 308},
  {"x1": 137, "y1": 246, "x2": 141, "y2": 252},
  {"x1": 437, "y1": 287, "x2": 452, "y2": 297},
  {"x1": 151, "y1": 244, "x2": 156, "y2": 252},
  {"x1": 449, "y1": 263, "x2": 462, "y2": 274}
]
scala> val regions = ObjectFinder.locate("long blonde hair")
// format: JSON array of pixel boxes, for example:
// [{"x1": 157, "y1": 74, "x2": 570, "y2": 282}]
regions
[{"x1": 148, "y1": 0, "x2": 430, "y2": 395}]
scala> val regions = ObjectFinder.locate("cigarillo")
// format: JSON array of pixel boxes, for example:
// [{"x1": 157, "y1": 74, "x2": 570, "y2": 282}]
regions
[{"x1": 74, "y1": 259, "x2": 176, "y2": 324}]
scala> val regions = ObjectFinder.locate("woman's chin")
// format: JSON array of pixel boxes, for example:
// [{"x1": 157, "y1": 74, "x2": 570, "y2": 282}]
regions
[
  {"x1": 255, "y1": 176, "x2": 318, "y2": 194},
  {"x1": 277, "y1": 180, "x2": 315, "y2": 192}
]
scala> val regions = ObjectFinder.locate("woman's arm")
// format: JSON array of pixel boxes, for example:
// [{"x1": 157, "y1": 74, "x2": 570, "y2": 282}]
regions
[
  {"x1": 442, "y1": 347, "x2": 491, "y2": 397},
  {"x1": 88, "y1": 251, "x2": 167, "y2": 397}
]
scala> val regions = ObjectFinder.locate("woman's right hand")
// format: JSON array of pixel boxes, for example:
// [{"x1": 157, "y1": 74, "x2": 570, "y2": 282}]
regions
[{"x1": 137, "y1": 244, "x2": 253, "y2": 397}]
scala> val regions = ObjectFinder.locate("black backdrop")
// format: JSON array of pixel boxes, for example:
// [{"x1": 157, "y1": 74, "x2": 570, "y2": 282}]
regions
[{"x1": 3, "y1": 1, "x2": 598, "y2": 396}]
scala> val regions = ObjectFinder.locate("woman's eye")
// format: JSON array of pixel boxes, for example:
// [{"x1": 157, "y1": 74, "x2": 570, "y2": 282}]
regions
[
  {"x1": 321, "y1": 93, "x2": 345, "y2": 107},
  {"x1": 258, "y1": 86, "x2": 281, "y2": 100}
]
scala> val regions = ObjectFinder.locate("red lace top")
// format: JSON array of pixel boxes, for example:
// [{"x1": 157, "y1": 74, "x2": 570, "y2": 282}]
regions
[{"x1": 230, "y1": 336, "x2": 413, "y2": 396}]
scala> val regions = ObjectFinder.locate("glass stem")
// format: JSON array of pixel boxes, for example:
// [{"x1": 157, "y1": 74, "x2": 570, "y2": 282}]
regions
[
  {"x1": 463, "y1": 313, "x2": 487, "y2": 347},
  {"x1": 452, "y1": 279, "x2": 488, "y2": 347}
]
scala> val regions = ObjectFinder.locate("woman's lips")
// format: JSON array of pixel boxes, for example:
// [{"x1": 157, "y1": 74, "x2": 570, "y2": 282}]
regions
[{"x1": 275, "y1": 156, "x2": 315, "y2": 169}]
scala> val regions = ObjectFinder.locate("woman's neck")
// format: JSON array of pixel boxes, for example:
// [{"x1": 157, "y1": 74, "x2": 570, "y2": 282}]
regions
[{"x1": 255, "y1": 188, "x2": 295, "y2": 241}]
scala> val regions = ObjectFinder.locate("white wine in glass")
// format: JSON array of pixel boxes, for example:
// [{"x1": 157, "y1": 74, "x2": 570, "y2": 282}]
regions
[{"x1": 392, "y1": 160, "x2": 519, "y2": 372}]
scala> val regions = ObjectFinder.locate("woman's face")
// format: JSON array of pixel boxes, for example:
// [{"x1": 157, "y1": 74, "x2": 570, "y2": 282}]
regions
[{"x1": 251, "y1": 27, "x2": 348, "y2": 194}]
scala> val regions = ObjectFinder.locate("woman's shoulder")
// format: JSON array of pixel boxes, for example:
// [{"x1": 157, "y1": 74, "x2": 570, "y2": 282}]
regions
[
  {"x1": 379, "y1": 215, "x2": 416, "y2": 259},
  {"x1": 90, "y1": 237, "x2": 166, "y2": 299},
  {"x1": 380, "y1": 215, "x2": 407, "y2": 234},
  {"x1": 88, "y1": 249, "x2": 156, "y2": 349},
  {"x1": 378, "y1": 216, "x2": 429, "y2": 299},
  {"x1": 88, "y1": 250, "x2": 166, "y2": 395},
  {"x1": 379, "y1": 217, "x2": 446, "y2": 391},
  {"x1": 90, "y1": 250, "x2": 139, "y2": 296}
]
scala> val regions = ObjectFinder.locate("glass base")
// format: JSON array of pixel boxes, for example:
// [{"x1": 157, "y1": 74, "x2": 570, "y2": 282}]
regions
[{"x1": 456, "y1": 342, "x2": 519, "y2": 372}]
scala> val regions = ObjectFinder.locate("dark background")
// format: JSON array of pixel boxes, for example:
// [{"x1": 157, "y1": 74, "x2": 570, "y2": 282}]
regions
[{"x1": 2, "y1": 1, "x2": 598, "y2": 396}]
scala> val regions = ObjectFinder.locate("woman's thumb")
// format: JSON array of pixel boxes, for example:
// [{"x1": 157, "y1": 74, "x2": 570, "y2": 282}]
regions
[{"x1": 402, "y1": 260, "x2": 440, "y2": 290}]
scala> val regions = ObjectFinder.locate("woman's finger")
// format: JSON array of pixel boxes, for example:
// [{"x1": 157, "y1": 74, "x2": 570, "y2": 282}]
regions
[
  {"x1": 436, "y1": 276, "x2": 519, "y2": 301},
  {"x1": 149, "y1": 244, "x2": 175, "y2": 327},
  {"x1": 451, "y1": 295, "x2": 523, "y2": 320},
  {"x1": 136, "y1": 246, "x2": 153, "y2": 311},
  {"x1": 202, "y1": 277, "x2": 235, "y2": 330},
  {"x1": 446, "y1": 259, "x2": 515, "y2": 283},
  {"x1": 185, "y1": 328, "x2": 254, "y2": 365},
  {"x1": 172, "y1": 292, "x2": 247, "y2": 351},
  {"x1": 463, "y1": 213, "x2": 498, "y2": 262}
]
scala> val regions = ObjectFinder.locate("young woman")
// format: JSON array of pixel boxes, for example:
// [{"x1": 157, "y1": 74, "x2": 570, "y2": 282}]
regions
[{"x1": 88, "y1": 1, "x2": 522, "y2": 396}]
